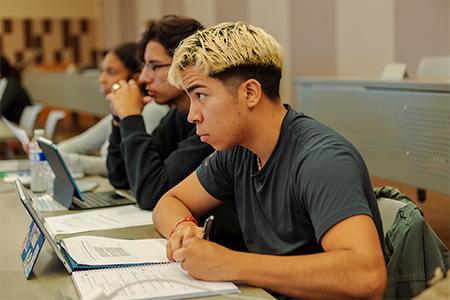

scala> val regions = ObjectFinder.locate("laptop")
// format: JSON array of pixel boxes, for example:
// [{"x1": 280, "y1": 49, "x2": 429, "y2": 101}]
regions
[
  {"x1": 37, "y1": 137, "x2": 135, "y2": 209},
  {"x1": 14, "y1": 179, "x2": 73, "y2": 273}
]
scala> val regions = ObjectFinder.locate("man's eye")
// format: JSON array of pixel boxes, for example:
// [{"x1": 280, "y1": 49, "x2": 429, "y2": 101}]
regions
[{"x1": 197, "y1": 93, "x2": 206, "y2": 101}]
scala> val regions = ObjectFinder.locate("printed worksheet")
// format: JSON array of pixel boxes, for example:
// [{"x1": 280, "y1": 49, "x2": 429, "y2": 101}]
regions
[
  {"x1": 61, "y1": 236, "x2": 168, "y2": 265},
  {"x1": 44, "y1": 206, "x2": 152, "y2": 237}
]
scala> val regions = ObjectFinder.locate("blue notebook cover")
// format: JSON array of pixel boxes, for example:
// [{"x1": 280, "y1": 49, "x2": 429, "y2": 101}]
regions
[
  {"x1": 61, "y1": 247, "x2": 151, "y2": 271},
  {"x1": 20, "y1": 221, "x2": 45, "y2": 279}
]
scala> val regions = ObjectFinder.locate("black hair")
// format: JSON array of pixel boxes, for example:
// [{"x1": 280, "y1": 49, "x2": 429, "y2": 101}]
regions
[
  {"x1": 111, "y1": 42, "x2": 140, "y2": 74},
  {"x1": 0, "y1": 55, "x2": 12, "y2": 78},
  {"x1": 137, "y1": 15, "x2": 204, "y2": 62},
  {"x1": 211, "y1": 64, "x2": 282, "y2": 100}
]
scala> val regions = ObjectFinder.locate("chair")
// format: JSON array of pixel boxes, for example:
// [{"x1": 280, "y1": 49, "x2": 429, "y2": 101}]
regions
[
  {"x1": 417, "y1": 56, "x2": 450, "y2": 79},
  {"x1": 375, "y1": 186, "x2": 449, "y2": 299},
  {"x1": 44, "y1": 110, "x2": 66, "y2": 140},
  {"x1": 377, "y1": 197, "x2": 406, "y2": 236},
  {"x1": 19, "y1": 103, "x2": 42, "y2": 133}
]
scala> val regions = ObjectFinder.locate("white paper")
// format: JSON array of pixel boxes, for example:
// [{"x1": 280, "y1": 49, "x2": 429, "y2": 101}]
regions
[
  {"x1": 44, "y1": 206, "x2": 152, "y2": 237},
  {"x1": 60, "y1": 236, "x2": 168, "y2": 266},
  {"x1": 72, "y1": 263, "x2": 239, "y2": 299},
  {"x1": 2, "y1": 117, "x2": 30, "y2": 144}
]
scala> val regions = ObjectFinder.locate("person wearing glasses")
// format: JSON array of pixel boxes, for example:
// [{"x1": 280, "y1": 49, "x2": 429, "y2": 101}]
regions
[
  {"x1": 106, "y1": 15, "x2": 244, "y2": 250},
  {"x1": 58, "y1": 42, "x2": 169, "y2": 176}
]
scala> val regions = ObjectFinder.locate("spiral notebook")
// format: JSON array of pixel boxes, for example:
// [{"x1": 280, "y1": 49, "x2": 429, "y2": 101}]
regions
[{"x1": 72, "y1": 262, "x2": 239, "y2": 299}]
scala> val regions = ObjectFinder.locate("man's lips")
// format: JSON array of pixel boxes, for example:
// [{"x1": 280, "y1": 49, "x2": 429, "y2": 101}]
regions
[
  {"x1": 146, "y1": 89, "x2": 156, "y2": 97},
  {"x1": 197, "y1": 131, "x2": 209, "y2": 142}
]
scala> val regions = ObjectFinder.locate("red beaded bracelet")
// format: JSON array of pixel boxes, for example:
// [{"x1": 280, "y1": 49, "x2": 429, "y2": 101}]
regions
[{"x1": 170, "y1": 216, "x2": 198, "y2": 237}]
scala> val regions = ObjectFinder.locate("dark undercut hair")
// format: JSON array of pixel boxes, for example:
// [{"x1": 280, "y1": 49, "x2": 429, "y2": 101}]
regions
[
  {"x1": 137, "y1": 15, "x2": 204, "y2": 63},
  {"x1": 211, "y1": 64, "x2": 282, "y2": 100}
]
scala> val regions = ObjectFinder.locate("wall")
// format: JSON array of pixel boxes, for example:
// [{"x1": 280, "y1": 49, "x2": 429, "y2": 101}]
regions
[
  {"x1": 336, "y1": 0, "x2": 395, "y2": 77},
  {"x1": 0, "y1": 0, "x2": 101, "y2": 18},
  {"x1": 394, "y1": 0, "x2": 450, "y2": 74},
  {"x1": 0, "y1": 0, "x2": 102, "y2": 67},
  {"x1": 101, "y1": 0, "x2": 449, "y2": 106},
  {"x1": 1, "y1": 0, "x2": 449, "y2": 101}
]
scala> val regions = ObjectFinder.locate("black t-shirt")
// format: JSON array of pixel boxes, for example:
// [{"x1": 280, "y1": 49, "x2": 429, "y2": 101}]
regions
[{"x1": 197, "y1": 105, "x2": 383, "y2": 255}]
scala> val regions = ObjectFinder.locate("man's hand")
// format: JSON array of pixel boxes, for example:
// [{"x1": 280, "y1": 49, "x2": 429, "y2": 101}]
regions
[
  {"x1": 172, "y1": 237, "x2": 236, "y2": 281},
  {"x1": 106, "y1": 79, "x2": 144, "y2": 119},
  {"x1": 166, "y1": 222, "x2": 203, "y2": 262}
]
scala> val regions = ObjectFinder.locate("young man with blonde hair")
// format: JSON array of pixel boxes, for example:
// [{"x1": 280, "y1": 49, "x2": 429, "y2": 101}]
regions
[{"x1": 153, "y1": 22, "x2": 387, "y2": 299}]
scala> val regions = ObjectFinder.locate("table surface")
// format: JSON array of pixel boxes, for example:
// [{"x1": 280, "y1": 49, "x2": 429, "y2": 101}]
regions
[{"x1": 0, "y1": 174, "x2": 274, "y2": 299}]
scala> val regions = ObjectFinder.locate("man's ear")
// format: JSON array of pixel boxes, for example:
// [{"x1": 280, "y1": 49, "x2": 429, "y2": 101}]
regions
[{"x1": 239, "y1": 79, "x2": 261, "y2": 109}]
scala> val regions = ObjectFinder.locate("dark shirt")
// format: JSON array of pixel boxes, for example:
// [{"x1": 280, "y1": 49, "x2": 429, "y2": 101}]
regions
[
  {"x1": 107, "y1": 108, "x2": 213, "y2": 210},
  {"x1": 0, "y1": 78, "x2": 32, "y2": 123},
  {"x1": 197, "y1": 105, "x2": 384, "y2": 255}
]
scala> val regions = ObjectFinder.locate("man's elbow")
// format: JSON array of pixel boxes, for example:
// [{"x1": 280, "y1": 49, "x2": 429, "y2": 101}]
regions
[
  {"x1": 354, "y1": 264, "x2": 387, "y2": 299},
  {"x1": 152, "y1": 194, "x2": 170, "y2": 233}
]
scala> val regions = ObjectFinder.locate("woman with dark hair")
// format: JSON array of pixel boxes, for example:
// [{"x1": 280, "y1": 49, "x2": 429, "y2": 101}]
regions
[
  {"x1": 58, "y1": 42, "x2": 169, "y2": 176},
  {"x1": 0, "y1": 55, "x2": 32, "y2": 123}
]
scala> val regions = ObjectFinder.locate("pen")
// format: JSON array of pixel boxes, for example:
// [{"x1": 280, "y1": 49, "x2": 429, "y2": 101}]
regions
[{"x1": 202, "y1": 215, "x2": 214, "y2": 240}]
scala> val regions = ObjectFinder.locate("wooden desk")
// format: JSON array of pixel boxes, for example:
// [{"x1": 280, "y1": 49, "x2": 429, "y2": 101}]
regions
[{"x1": 0, "y1": 177, "x2": 274, "y2": 299}]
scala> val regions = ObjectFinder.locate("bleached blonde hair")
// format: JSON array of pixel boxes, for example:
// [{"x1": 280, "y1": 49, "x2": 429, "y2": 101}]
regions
[{"x1": 168, "y1": 22, "x2": 283, "y2": 89}]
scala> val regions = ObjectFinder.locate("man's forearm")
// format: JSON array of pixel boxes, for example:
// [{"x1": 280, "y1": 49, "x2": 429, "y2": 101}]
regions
[
  {"x1": 153, "y1": 194, "x2": 196, "y2": 237},
  {"x1": 229, "y1": 250, "x2": 386, "y2": 299}
]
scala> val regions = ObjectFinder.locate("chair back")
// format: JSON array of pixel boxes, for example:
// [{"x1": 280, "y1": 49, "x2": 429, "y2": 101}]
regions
[
  {"x1": 44, "y1": 110, "x2": 65, "y2": 139},
  {"x1": 377, "y1": 197, "x2": 406, "y2": 235},
  {"x1": 417, "y1": 56, "x2": 450, "y2": 79},
  {"x1": 19, "y1": 104, "x2": 42, "y2": 132},
  {"x1": 375, "y1": 186, "x2": 450, "y2": 299}
]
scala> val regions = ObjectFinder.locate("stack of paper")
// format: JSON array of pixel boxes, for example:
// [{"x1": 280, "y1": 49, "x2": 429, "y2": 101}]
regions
[
  {"x1": 72, "y1": 263, "x2": 240, "y2": 299},
  {"x1": 44, "y1": 206, "x2": 153, "y2": 237}
]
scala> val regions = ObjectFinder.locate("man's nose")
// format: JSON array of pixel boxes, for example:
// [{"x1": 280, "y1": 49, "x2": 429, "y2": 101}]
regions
[
  {"x1": 187, "y1": 101, "x2": 201, "y2": 124},
  {"x1": 139, "y1": 68, "x2": 153, "y2": 84}
]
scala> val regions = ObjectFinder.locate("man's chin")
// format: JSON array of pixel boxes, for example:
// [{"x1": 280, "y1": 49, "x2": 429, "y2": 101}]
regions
[
  {"x1": 208, "y1": 142, "x2": 231, "y2": 152},
  {"x1": 153, "y1": 97, "x2": 169, "y2": 105}
]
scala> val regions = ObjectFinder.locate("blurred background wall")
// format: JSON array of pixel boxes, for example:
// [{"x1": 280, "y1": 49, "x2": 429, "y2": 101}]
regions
[{"x1": 1, "y1": 0, "x2": 448, "y2": 106}]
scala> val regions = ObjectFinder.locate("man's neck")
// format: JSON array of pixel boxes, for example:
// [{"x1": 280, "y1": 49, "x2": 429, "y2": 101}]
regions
[{"x1": 242, "y1": 100, "x2": 287, "y2": 167}]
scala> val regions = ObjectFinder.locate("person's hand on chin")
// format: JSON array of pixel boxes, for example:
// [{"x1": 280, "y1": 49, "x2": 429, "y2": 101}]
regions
[{"x1": 106, "y1": 79, "x2": 144, "y2": 119}]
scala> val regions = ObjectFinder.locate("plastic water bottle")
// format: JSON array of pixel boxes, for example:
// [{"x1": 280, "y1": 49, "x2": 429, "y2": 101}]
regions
[{"x1": 29, "y1": 129, "x2": 49, "y2": 193}]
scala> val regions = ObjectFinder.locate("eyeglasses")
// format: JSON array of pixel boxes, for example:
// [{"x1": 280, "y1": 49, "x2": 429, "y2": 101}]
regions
[{"x1": 141, "y1": 62, "x2": 171, "y2": 73}]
